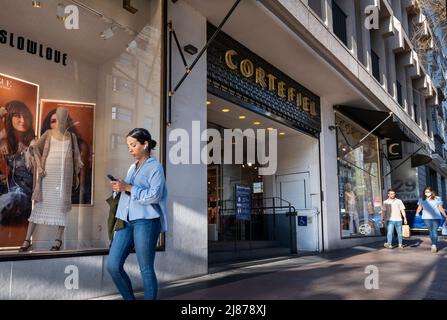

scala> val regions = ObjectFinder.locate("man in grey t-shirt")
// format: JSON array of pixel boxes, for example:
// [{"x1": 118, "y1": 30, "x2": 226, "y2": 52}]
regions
[{"x1": 381, "y1": 189, "x2": 407, "y2": 249}]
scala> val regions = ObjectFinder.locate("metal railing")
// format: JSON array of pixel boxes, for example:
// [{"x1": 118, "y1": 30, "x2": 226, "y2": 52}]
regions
[{"x1": 212, "y1": 197, "x2": 297, "y2": 254}]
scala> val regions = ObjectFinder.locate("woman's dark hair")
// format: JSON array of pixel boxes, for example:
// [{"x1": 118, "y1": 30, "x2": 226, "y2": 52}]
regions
[
  {"x1": 127, "y1": 128, "x2": 157, "y2": 150},
  {"x1": 5, "y1": 100, "x2": 35, "y2": 154},
  {"x1": 423, "y1": 187, "x2": 436, "y2": 200}
]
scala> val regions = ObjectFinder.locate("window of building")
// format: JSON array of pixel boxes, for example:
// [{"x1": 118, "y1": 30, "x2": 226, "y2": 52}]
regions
[
  {"x1": 442, "y1": 177, "x2": 447, "y2": 202},
  {"x1": 413, "y1": 104, "x2": 419, "y2": 124},
  {"x1": 427, "y1": 118, "x2": 431, "y2": 136},
  {"x1": 332, "y1": 1, "x2": 348, "y2": 47},
  {"x1": 308, "y1": 0, "x2": 323, "y2": 19},
  {"x1": 371, "y1": 50, "x2": 380, "y2": 82},
  {"x1": 112, "y1": 106, "x2": 133, "y2": 123},
  {"x1": 336, "y1": 114, "x2": 383, "y2": 239},
  {"x1": 0, "y1": 1, "x2": 164, "y2": 255},
  {"x1": 396, "y1": 81, "x2": 403, "y2": 106},
  {"x1": 427, "y1": 168, "x2": 438, "y2": 194}
]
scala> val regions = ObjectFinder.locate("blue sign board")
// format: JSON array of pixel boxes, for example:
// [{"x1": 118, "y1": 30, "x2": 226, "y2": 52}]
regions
[
  {"x1": 235, "y1": 184, "x2": 251, "y2": 221},
  {"x1": 298, "y1": 216, "x2": 308, "y2": 226}
]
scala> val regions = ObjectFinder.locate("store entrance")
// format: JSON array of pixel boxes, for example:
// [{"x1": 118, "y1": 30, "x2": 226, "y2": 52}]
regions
[{"x1": 206, "y1": 94, "x2": 307, "y2": 265}]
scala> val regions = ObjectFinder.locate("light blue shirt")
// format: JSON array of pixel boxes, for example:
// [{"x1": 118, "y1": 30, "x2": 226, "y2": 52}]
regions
[
  {"x1": 116, "y1": 157, "x2": 168, "y2": 232},
  {"x1": 418, "y1": 196, "x2": 443, "y2": 220}
]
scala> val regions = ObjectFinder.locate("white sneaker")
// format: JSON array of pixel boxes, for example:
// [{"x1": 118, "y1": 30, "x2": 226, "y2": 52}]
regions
[
  {"x1": 431, "y1": 245, "x2": 437, "y2": 253},
  {"x1": 398, "y1": 244, "x2": 404, "y2": 249},
  {"x1": 384, "y1": 243, "x2": 392, "y2": 249}
]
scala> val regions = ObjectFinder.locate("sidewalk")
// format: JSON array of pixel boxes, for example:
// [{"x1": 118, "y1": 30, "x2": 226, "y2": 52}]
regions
[{"x1": 96, "y1": 235, "x2": 447, "y2": 300}]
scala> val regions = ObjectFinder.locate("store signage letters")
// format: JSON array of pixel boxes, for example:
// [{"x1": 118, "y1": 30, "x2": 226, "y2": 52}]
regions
[
  {"x1": 0, "y1": 29, "x2": 68, "y2": 66},
  {"x1": 224, "y1": 49, "x2": 318, "y2": 117},
  {"x1": 0, "y1": 76, "x2": 13, "y2": 90}
]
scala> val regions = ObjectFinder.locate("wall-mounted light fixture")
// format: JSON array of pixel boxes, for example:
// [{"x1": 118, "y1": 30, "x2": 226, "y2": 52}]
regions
[
  {"x1": 184, "y1": 44, "x2": 198, "y2": 55},
  {"x1": 57, "y1": 3, "x2": 66, "y2": 20},
  {"x1": 101, "y1": 26, "x2": 115, "y2": 40},
  {"x1": 126, "y1": 40, "x2": 137, "y2": 52},
  {"x1": 328, "y1": 125, "x2": 338, "y2": 131}
]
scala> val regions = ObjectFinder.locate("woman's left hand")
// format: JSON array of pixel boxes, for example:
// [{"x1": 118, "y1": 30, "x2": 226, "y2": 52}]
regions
[{"x1": 111, "y1": 180, "x2": 131, "y2": 193}]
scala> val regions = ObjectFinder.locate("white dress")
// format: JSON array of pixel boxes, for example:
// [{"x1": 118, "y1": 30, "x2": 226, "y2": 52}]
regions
[{"x1": 29, "y1": 137, "x2": 73, "y2": 226}]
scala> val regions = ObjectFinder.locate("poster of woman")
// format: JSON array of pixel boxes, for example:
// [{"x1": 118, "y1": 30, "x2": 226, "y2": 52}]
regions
[
  {"x1": 39, "y1": 100, "x2": 95, "y2": 206},
  {"x1": 0, "y1": 73, "x2": 39, "y2": 248}
]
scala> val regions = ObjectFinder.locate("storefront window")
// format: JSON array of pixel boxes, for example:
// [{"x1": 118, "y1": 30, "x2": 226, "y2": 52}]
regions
[
  {"x1": 0, "y1": 1, "x2": 163, "y2": 253},
  {"x1": 336, "y1": 114, "x2": 382, "y2": 238}
]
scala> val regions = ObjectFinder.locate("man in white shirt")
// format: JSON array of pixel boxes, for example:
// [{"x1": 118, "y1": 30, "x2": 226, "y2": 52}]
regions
[{"x1": 381, "y1": 189, "x2": 407, "y2": 249}]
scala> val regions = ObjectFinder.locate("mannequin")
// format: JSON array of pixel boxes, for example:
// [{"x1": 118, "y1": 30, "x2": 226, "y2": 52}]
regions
[{"x1": 19, "y1": 107, "x2": 83, "y2": 252}]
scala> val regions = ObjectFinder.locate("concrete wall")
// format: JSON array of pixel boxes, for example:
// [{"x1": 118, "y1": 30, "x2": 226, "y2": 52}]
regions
[{"x1": 162, "y1": 0, "x2": 208, "y2": 281}]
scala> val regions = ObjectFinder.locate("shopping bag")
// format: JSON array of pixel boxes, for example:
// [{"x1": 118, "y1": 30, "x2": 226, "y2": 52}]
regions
[
  {"x1": 402, "y1": 224, "x2": 411, "y2": 238},
  {"x1": 379, "y1": 222, "x2": 386, "y2": 236},
  {"x1": 442, "y1": 223, "x2": 447, "y2": 236}
]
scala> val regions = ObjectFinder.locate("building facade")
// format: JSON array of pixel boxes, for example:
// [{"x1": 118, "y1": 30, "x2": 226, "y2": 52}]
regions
[{"x1": 0, "y1": 0, "x2": 444, "y2": 299}]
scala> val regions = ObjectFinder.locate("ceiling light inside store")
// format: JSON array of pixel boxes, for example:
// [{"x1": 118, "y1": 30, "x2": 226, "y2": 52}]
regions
[
  {"x1": 32, "y1": 1, "x2": 41, "y2": 8},
  {"x1": 238, "y1": 115, "x2": 246, "y2": 119},
  {"x1": 221, "y1": 108, "x2": 230, "y2": 113},
  {"x1": 267, "y1": 127, "x2": 274, "y2": 131},
  {"x1": 57, "y1": 3, "x2": 66, "y2": 20},
  {"x1": 101, "y1": 26, "x2": 115, "y2": 40},
  {"x1": 207, "y1": 101, "x2": 211, "y2": 105},
  {"x1": 126, "y1": 40, "x2": 137, "y2": 52},
  {"x1": 253, "y1": 121, "x2": 261, "y2": 125},
  {"x1": 279, "y1": 132, "x2": 286, "y2": 136}
]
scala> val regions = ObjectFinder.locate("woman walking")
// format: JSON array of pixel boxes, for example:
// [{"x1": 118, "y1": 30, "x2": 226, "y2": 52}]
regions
[
  {"x1": 416, "y1": 187, "x2": 447, "y2": 253},
  {"x1": 107, "y1": 128, "x2": 167, "y2": 300}
]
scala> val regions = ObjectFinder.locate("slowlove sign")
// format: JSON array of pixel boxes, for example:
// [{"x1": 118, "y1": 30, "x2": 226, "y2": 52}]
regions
[{"x1": 0, "y1": 28, "x2": 68, "y2": 66}]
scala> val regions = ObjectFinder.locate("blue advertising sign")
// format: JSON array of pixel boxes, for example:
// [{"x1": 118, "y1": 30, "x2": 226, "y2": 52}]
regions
[{"x1": 235, "y1": 184, "x2": 251, "y2": 221}]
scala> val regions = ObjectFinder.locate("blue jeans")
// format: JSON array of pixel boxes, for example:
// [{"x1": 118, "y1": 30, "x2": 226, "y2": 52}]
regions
[
  {"x1": 386, "y1": 220, "x2": 403, "y2": 245},
  {"x1": 424, "y1": 219, "x2": 440, "y2": 246},
  {"x1": 107, "y1": 218, "x2": 161, "y2": 300}
]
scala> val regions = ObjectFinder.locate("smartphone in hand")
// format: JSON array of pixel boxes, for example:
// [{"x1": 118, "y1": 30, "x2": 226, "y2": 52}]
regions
[{"x1": 107, "y1": 174, "x2": 117, "y2": 181}]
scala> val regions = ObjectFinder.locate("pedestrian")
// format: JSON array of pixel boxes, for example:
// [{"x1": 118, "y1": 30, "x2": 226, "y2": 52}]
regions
[
  {"x1": 381, "y1": 189, "x2": 407, "y2": 249},
  {"x1": 416, "y1": 187, "x2": 447, "y2": 253},
  {"x1": 107, "y1": 128, "x2": 168, "y2": 300}
]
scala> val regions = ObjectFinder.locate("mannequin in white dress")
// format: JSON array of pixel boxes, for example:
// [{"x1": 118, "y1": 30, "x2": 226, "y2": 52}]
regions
[{"x1": 19, "y1": 107, "x2": 82, "y2": 252}]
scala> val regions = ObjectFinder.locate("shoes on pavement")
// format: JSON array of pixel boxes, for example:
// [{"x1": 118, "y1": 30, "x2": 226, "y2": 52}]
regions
[
  {"x1": 384, "y1": 243, "x2": 393, "y2": 249},
  {"x1": 431, "y1": 245, "x2": 437, "y2": 253}
]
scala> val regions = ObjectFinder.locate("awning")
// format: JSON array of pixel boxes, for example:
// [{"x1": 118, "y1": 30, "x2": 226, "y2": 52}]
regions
[
  {"x1": 335, "y1": 105, "x2": 415, "y2": 142},
  {"x1": 335, "y1": 105, "x2": 432, "y2": 169},
  {"x1": 411, "y1": 153, "x2": 432, "y2": 167}
]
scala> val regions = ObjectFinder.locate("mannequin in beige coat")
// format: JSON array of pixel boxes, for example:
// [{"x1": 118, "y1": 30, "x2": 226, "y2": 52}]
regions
[{"x1": 19, "y1": 107, "x2": 83, "y2": 252}]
